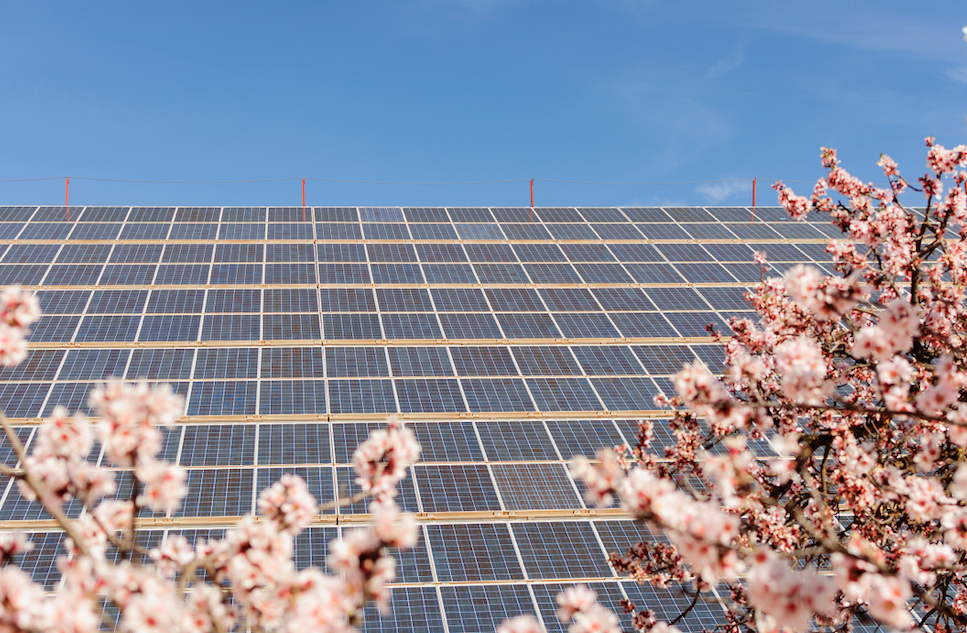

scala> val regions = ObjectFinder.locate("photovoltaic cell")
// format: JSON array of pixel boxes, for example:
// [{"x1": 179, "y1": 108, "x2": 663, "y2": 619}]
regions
[
  {"x1": 492, "y1": 464, "x2": 582, "y2": 510},
  {"x1": 327, "y1": 379, "x2": 396, "y2": 414},
  {"x1": 512, "y1": 521, "x2": 613, "y2": 580},
  {"x1": 476, "y1": 420, "x2": 556, "y2": 461},
  {"x1": 180, "y1": 425, "x2": 256, "y2": 466},
  {"x1": 414, "y1": 465, "x2": 501, "y2": 512},
  {"x1": 411, "y1": 422, "x2": 483, "y2": 462},
  {"x1": 427, "y1": 524, "x2": 524, "y2": 581},
  {"x1": 326, "y1": 347, "x2": 389, "y2": 377},
  {"x1": 461, "y1": 378, "x2": 535, "y2": 412},
  {"x1": 174, "y1": 468, "x2": 254, "y2": 517},
  {"x1": 260, "y1": 380, "x2": 327, "y2": 415},
  {"x1": 438, "y1": 313, "x2": 503, "y2": 339},
  {"x1": 386, "y1": 347, "x2": 454, "y2": 377},
  {"x1": 395, "y1": 379, "x2": 466, "y2": 413}
]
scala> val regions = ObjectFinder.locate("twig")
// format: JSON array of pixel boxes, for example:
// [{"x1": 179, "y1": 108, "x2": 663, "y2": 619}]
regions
[{"x1": 0, "y1": 412, "x2": 92, "y2": 558}]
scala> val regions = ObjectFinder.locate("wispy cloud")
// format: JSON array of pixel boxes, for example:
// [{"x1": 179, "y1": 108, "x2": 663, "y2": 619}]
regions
[
  {"x1": 707, "y1": 48, "x2": 744, "y2": 79},
  {"x1": 696, "y1": 179, "x2": 752, "y2": 204},
  {"x1": 946, "y1": 66, "x2": 967, "y2": 83}
]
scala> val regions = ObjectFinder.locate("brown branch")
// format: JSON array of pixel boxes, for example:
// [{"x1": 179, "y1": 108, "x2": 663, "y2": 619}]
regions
[{"x1": 0, "y1": 412, "x2": 92, "y2": 558}]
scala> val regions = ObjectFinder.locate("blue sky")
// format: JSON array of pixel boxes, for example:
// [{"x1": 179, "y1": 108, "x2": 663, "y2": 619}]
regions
[{"x1": 1, "y1": 1, "x2": 965, "y2": 207}]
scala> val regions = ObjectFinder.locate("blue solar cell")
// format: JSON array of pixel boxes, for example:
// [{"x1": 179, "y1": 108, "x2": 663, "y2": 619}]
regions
[
  {"x1": 261, "y1": 347, "x2": 325, "y2": 378},
  {"x1": 180, "y1": 425, "x2": 256, "y2": 466},
  {"x1": 493, "y1": 464, "x2": 582, "y2": 510},
  {"x1": 263, "y1": 314, "x2": 322, "y2": 340},
  {"x1": 371, "y1": 263, "x2": 424, "y2": 284},
  {"x1": 511, "y1": 346, "x2": 582, "y2": 376},
  {"x1": 411, "y1": 422, "x2": 483, "y2": 461},
  {"x1": 259, "y1": 380, "x2": 327, "y2": 415},
  {"x1": 323, "y1": 314, "x2": 382, "y2": 339},
  {"x1": 461, "y1": 378, "x2": 535, "y2": 412},
  {"x1": 395, "y1": 379, "x2": 466, "y2": 413},
  {"x1": 553, "y1": 313, "x2": 621, "y2": 338},
  {"x1": 496, "y1": 313, "x2": 561, "y2": 339},
  {"x1": 201, "y1": 314, "x2": 259, "y2": 341},
  {"x1": 58, "y1": 349, "x2": 130, "y2": 381},
  {"x1": 138, "y1": 315, "x2": 201, "y2": 342},
  {"x1": 360, "y1": 207, "x2": 405, "y2": 222},
  {"x1": 380, "y1": 313, "x2": 442, "y2": 339},
  {"x1": 75, "y1": 315, "x2": 140, "y2": 342},
  {"x1": 409, "y1": 223, "x2": 458, "y2": 239},
  {"x1": 258, "y1": 424, "x2": 331, "y2": 465},
  {"x1": 421, "y1": 263, "x2": 478, "y2": 284},
  {"x1": 439, "y1": 312, "x2": 503, "y2": 339},
  {"x1": 527, "y1": 378, "x2": 603, "y2": 412},
  {"x1": 187, "y1": 381, "x2": 258, "y2": 416},
  {"x1": 0, "y1": 383, "x2": 50, "y2": 417},
  {"x1": 472, "y1": 263, "x2": 530, "y2": 284},
  {"x1": 209, "y1": 263, "x2": 262, "y2": 285},
  {"x1": 326, "y1": 347, "x2": 389, "y2": 377},
  {"x1": 263, "y1": 217, "x2": 313, "y2": 239},
  {"x1": 385, "y1": 347, "x2": 454, "y2": 377},
  {"x1": 591, "y1": 377, "x2": 661, "y2": 411},
  {"x1": 476, "y1": 420, "x2": 556, "y2": 461},
  {"x1": 318, "y1": 264, "x2": 371, "y2": 284},
  {"x1": 513, "y1": 521, "x2": 613, "y2": 579},
  {"x1": 430, "y1": 288, "x2": 490, "y2": 312},
  {"x1": 414, "y1": 465, "x2": 502, "y2": 512},
  {"x1": 327, "y1": 379, "x2": 396, "y2": 414},
  {"x1": 441, "y1": 587, "x2": 536, "y2": 633},
  {"x1": 363, "y1": 223, "x2": 409, "y2": 239},
  {"x1": 319, "y1": 289, "x2": 375, "y2": 312},
  {"x1": 174, "y1": 469, "x2": 254, "y2": 517},
  {"x1": 428, "y1": 524, "x2": 525, "y2": 581}
]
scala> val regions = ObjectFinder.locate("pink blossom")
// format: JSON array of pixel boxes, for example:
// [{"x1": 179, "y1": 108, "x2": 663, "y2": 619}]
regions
[
  {"x1": 747, "y1": 553, "x2": 835, "y2": 632},
  {"x1": 135, "y1": 458, "x2": 188, "y2": 513},
  {"x1": 498, "y1": 615, "x2": 546, "y2": 633},
  {"x1": 352, "y1": 415, "x2": 421, "y2": 499},
  {"x1": 772, "y1": 182, "x2": 811, "y2": 220},
  {"x1": 370, "y1": 498, "x2": 419, "y2": 548},
  {"x1": 774, "y1": 336, "x2": 831, "y2": 405},
  {"x1": 0, "y1": 286, "x2": 40, "y2": 330},
  {"x1": 556, "y1": 585, "x2": 598, "y2": 622},
  {"x1": 866, "y1": 574, "x2": 913, "y2": 630},
  {"x1": 570, "y1": 450, "x2": 624, "y2": 507},
  {"x1": 257, "y1": 473, "x2": 318, "y2": 533},
  {"x1": 0, "y1": 324, "x2": 27, "y2": 366}
]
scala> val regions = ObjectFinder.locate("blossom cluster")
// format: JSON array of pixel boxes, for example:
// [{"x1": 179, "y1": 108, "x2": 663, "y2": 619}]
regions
[{"x1": 537, "y1": 141, "x2": 967, "y2": 633}]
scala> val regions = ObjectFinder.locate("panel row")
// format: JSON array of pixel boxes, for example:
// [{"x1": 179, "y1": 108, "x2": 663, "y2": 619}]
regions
[
  {"x1": 3, "y1": 344, "x2": 724, "y2": 382},
  {"x1": 0, "y1": 204, "x2": 815, "y2": 224},
  {"x1": 15, "y1": 522, "x2": 723, "y2": 633},
  {"x1": 3, "y1": 419, "x2": 685, "y2": 468},
  {"x1": 0, "y1": 241, "x2": 832, "y2": 264},
  {"x1": 0, "y1": 376, "x2": 671, "y2": 417},
  {"x1": 26, "y1": 309, "x2": 749, "y2": 343},
  {"x1": 0, "y1": 219, "x2": 842, "y2": 241},
  {"x1": 31, "y1": 286, "x2": 755, "y2": 315},
  {"x1": 0, "y1": 260, "x2": 831, "y2": 287}
]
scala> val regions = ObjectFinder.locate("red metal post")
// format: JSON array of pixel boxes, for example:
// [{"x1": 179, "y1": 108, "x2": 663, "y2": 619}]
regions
[
  {"x1": 529, "y1": 179, "x2": 534, "y2": 222},
  {"x1": 66, "y1": 178, "x2": 70, "y2": 221},
  {"x1": 302, "y1": 178, "x2": 306, "y2": 222},
  {"x1": 750, "y1": 178, "x2": 756, "y2": 221}
]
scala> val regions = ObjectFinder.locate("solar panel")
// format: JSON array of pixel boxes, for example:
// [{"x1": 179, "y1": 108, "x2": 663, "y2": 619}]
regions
[{"x1": 4, "y1": 204, "x2": 840, "y2": 629}]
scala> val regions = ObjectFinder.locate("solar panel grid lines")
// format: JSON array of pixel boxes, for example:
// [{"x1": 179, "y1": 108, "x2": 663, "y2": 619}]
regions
[{"x1": 0, "y1": 205, "x2": 841, "y2": 631}]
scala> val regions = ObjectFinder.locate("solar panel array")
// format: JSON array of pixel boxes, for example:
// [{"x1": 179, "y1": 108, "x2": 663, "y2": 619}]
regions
[{"x1": 0, "y1": 205, "x2": 836, "y2": 630}]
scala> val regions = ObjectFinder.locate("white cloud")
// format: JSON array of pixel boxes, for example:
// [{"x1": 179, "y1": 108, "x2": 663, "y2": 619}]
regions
[
  {"x1": 945, "y1": 66, "x2": 967, "y2": 83},
  {"x1": 696, "y1": 179, "x2": 752, "y2": 204},
  {"x1": 707, "y1": 48, "x2": 744, "y2": 79}
]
